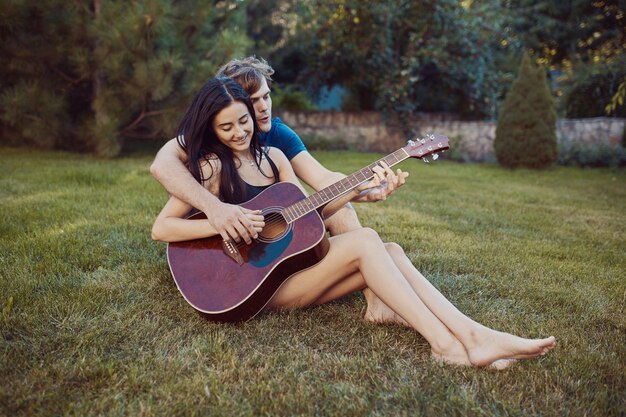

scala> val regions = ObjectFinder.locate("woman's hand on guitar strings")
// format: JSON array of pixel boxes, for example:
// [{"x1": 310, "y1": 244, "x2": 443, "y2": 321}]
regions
[
  {"x1": 246, "y1": 210, "x2": 266, "y2": 236},
  {"x1": 209, "y1": 202, "x2": 264, "y2": 244}
]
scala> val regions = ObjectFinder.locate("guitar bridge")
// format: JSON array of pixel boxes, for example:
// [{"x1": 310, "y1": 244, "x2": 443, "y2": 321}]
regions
[{"x1": 222, "y1": 239, "x2": 244, "y2": 266}]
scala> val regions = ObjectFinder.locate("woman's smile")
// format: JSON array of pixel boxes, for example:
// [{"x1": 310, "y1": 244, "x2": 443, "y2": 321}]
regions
[{"x1": 212, "y1": 101, "x2": 254, "y2": 151}]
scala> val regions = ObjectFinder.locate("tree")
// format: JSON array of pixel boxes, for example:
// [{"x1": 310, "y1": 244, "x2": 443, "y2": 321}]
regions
[
  {"x1": 0, "y1": 1, "x2": 251, "y2": 156},
  {"x1": 501, "y1": 0, "x2": 626, "y2": 117},
  {"x1": 494, "y1": 53, "x2": 557, "y2": 168},
  {"x1": 281, "y1": 0, "x2": 512, "y2": 121},
  {"x1": 502, "y1": 0, "x2": 625, "y2": 68},
  {"x1": 606, "y1": 75, "x2": 626, "y2": 116},
  {"x1": 565, "y1": 56, "x2": 626, "y2": 118}
]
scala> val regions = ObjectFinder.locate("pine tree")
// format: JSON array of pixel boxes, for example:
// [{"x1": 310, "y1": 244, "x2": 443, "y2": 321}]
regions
[
  {"x1": 0, "y1": 1, "x2": 251, "y2": 156},
  {"x1": 494, "y1": 53, "x2": 557, "y2": 168}
]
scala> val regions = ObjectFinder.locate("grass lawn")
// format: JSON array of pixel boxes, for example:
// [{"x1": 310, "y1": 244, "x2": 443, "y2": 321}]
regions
[{"x1": 1, "y1": 146, "x2": 624, "y2": 416}]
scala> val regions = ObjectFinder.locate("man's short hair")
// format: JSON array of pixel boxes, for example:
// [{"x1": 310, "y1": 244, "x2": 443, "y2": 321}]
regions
[{"x1": 216, "y1": 56, "x2": 274, "y2": 95}]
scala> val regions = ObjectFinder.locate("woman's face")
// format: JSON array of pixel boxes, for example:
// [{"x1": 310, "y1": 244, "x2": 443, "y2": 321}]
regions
[{"x1": 212, "y1": 101, "x2": 254, "y2": 154}]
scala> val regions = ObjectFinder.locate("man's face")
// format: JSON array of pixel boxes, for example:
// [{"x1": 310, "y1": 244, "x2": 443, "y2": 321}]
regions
[{"x1": 249, "y1": 77, "x2": 272, "y2": 133}]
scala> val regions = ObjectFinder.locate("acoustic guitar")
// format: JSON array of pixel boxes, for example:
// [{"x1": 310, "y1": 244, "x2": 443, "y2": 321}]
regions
[{"x1": 167, "y1": 134, "x2": 449, "y2": 322}]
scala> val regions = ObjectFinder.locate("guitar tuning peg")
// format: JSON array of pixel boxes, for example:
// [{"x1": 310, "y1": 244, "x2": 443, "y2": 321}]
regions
[{"x1": 433, "y1": 153, "x2": 439, "y2": 160}]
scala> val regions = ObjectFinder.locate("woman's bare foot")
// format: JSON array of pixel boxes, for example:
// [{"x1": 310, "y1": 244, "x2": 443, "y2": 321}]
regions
[
  {"x1": 488, "y1": 358, "x2": 517, "y2": 371},
  {"x1": 430, "y1": 336, "x2": 473, "y2": 367},
  {"x1": 431, "y1": 350, "x2": 516, "y2": 371},
  {"x1": 363, "y1": 288, "x2": 410, "y2": 327},
  {"x1": 465, "y1": 328, "x2": 556, "y2": 367}
]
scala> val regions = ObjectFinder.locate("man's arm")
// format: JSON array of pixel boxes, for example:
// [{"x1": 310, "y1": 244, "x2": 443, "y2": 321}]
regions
[
  {"x1": 289, "y1": 152, "x2": 362, "y2": 234},
  {"x1": 289, "y1": 151, "x2": 408, "y2": 235},
  {"x1": 290, "y1": 151, "x2": 407, "y2": 201},
  {"x1": 289, "y1": 151, "x2": 346, "y2": 191},
  {"x1": 150, "y1": 138, "x2": 259, "y2": 244},
  {"x1": 150, "y1": 139, "x2": 211, "y2": 211}
]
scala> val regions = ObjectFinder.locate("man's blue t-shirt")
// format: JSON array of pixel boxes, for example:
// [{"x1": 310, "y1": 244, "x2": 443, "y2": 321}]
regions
[{"x1": 258, "y1": 117, "x2": 307, "y2": 160}]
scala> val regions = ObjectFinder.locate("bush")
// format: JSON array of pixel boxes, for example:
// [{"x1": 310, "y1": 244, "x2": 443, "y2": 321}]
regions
[
  {"x1": 494, "y1": 53, "x2": 558, "y2": 168},
  {"x1": 564, "y1": 58, "x2": 626, "y2": 118},
  {"x1": 441, "y1": 135, "x2": 473, "y2": 163},
  {"x1": 271, "y1": 84, "x2": 317, "y2": 111},
  {"x1": 557, "y1": 141, "x2": 625, "y2": 168}
]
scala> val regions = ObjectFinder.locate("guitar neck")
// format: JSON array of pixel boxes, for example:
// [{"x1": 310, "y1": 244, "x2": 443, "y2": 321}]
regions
[{"x1": 282, "y1": 148, "x2": 411, "y2": 223}]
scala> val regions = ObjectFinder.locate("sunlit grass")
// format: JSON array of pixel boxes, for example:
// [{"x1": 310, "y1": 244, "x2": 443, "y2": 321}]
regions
[{"x1": 1, "y1": 147, "x2": 624, "y2": 416}]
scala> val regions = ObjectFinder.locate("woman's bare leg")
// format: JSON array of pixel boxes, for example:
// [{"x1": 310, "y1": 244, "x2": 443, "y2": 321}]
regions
[
  {"x1": 268, "y1": 228, "x2": 475, "y2": 365},
  {"x1": 382, "y1": 242, "x2": 556, "y2": 366},
  {"x1": 302, "y1": 241, "x2": 549, "y2": 368},
  {"x1": 309, "y1": 272, "x2": 410, "y2": 326}
]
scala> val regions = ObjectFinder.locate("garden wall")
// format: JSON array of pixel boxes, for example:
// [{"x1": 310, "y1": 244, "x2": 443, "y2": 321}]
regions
[{"x1": 275, "y1": 111, "x2": 626, "y2": 162}]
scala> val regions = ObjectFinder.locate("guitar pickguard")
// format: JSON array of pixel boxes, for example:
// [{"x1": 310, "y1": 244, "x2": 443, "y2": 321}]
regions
[{"x1": 248, "y1": 229, "x2": 294, "y2": 268}]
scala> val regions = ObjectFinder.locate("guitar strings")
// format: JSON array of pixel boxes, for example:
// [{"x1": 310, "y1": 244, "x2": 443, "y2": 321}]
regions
[
  {"x1": 230, "y1": 169, "x2": 384, "y2": 249},
  {"x1": 232, "y1": 212, "x2": 288, "y2": 249},
  {"x1": 231, "y1": 183, "x2": 368, "y2": 249}
]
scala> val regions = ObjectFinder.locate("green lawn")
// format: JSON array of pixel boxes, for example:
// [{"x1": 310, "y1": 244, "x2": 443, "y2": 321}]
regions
[{"x1": 1, "y1": 147, "x2": 624, "y2": 416}]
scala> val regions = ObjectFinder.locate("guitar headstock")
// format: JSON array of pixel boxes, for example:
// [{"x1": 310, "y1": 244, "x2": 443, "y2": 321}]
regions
[{"x1": 403, "y1": 133, "x2": 449, "y2": 163}]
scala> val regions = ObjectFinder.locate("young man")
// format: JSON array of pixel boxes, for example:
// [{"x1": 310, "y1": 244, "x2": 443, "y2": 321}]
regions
[{"x1": 150, "y1": 56, "x2": 406, "y2": 244}]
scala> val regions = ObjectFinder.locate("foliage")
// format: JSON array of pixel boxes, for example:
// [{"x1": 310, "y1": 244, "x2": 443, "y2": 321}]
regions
[
  {"x1": 242, "y1": 0, "x2": 625, "y2": 123},
  {"x1": 605, "y1": 75, "x2": 626, "y2": 116},
  {"x1": 557, "y1": 140, "x2": 625, "y2": 168},
  {"x1": 287, "y1": 0, "x2": 512, "y2": 121},
  {"x1": 439, "y1": 134, "x2": 496, "y2": 164},
  {"x1": 564, "y1": 57, "x2": 626, "y2": 118},
  {"x1": 495, "y1": 53, "x2": 557, "y2": 168},
  {"x1": 502, "y1": 0, "x2": 625, "y2": 68},
  {"x1": 0, "y1": 1, "x2": 251, "y2": 156},
  {"x1": 271, "y1": 84, "x2": 317, "y2": 111},
  {"x1": 1, "y1": 148, "x2": 625, "y2": 416},
  {"x1": 502, "y1": 0, "x2": 626, "y2": 117},
  {"x1": 243, "y1": 0, "x2": 308, "y2": 84}
]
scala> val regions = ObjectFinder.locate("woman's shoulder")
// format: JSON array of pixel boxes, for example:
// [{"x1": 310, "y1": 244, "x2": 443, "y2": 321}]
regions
[
  {"x1": 265, "y1": 146, "x2": 289, "y2": 164},
  {"x1": 199, "y1": 153, "x2": 221, "y2": 168},
  {"x1": 199, "y1": 154, "x2": 221, "y2": 188}
]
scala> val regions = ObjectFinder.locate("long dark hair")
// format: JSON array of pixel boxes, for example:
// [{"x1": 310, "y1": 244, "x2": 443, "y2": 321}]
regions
[{"x1": 176, "y1": 77, "x2": 263, "y2": 204}]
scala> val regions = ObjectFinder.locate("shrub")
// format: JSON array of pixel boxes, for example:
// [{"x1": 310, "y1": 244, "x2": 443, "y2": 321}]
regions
[
  {"x1": 557, "y1": 140, "x2": 625, "y2": 168},
  {"x1": 494, "y1": 53, "x2": 557, "y2": 168},
  {"x1": 271, "y1": 84, "x2": 317, "y2": 111},
  {"x1": 564, "y1": 58, "x2": 626, "y2": 118},
  {"x1": 442, "y1": 135, "x2": 472, "y2": 163}
]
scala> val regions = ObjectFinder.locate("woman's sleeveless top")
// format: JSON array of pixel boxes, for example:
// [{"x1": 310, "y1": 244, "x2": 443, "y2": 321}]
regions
[{"x1": 231, "y1": 151, "x2": 279, "y2": 205}]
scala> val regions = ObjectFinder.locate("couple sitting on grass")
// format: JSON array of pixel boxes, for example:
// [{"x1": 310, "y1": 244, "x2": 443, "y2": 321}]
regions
[{"x1": 150, "y1": 56, "x2": 556, "y2": 369}]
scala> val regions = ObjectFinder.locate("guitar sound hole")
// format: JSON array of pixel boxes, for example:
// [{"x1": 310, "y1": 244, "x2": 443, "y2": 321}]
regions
[{"x1": 258, "y1": 208, "x2": 290, "y2": 243}]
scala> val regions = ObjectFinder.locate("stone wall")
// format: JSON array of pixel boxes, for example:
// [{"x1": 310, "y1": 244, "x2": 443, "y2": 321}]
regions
[{"x1": 276, "y1": 110, "x2": 626, "y2": 162}]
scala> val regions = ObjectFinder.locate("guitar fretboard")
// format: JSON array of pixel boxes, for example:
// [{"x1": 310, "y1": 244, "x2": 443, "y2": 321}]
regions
[{"x1": 282, "y1": 148, "x2": 410, "y2": 223}]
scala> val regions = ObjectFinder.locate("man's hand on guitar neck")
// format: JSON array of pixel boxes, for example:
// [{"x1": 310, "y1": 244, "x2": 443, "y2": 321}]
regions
[
  {"x1": 353, "y1": 161, "x2": 409, "y2": 203},
  {"x1": 206, "y1": 200, "x2": 265, "y2": 245}
]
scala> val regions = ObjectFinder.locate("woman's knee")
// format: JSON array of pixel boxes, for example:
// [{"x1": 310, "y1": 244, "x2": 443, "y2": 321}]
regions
[
  {"x1": 332, "y1": 227, "x2": 384, "y2": 259},
  {"x1": 355, "y1": 227, "x2": 383, "y2": 248},
  {"x1": 384, "y1": 242, "x2": 405, "y2": 257}
]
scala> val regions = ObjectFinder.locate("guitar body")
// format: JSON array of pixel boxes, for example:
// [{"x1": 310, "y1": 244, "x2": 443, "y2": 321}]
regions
[{"x1": 167, "y1": 182, "x2": 330, "y2": 323}]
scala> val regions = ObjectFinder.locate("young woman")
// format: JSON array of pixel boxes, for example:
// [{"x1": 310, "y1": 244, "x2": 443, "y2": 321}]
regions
[{"x1": 152, "y1": 77, "x2": 556, "y2": 369}]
